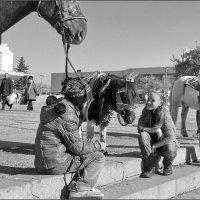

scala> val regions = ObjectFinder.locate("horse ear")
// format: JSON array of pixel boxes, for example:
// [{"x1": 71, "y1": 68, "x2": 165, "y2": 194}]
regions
[{"x1": 125, "y1": 72, "x2": 138, "y2": 82}]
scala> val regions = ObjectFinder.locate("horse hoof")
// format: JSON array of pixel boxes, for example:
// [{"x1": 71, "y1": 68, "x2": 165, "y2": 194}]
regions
[
  {"x1": 100, "y1": 150, "x2": 108, "y2": 156},
  {"x1": 182, "y1": 134, "x2": 188, "y2": 137}
]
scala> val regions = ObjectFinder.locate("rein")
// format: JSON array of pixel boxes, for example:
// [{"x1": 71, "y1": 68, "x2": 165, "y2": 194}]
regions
[{"x1": 55, "y1": 2, "x2": 90, "y2": 131}]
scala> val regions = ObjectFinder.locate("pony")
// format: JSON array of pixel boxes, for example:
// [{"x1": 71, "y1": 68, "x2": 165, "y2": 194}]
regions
[
  {"x1": 0, "y1": 1, "x2": 87, "y2": 45},
  {"x1": 169, "y1": 76, "x2": 200, "y2": 137},
  {"x1": 83, "y1": 71, "x2": 138, "y2": 142}
]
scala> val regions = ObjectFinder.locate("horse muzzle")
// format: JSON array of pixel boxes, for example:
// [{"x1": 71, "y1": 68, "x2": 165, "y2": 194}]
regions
[
  {"x1": 124, "y1": 110, "x2": 136, "y2": 124},
  {"x1": 62, "y1": 20, "x2": 87, "y2": 45},
  {"x1": 118, "y1": 110, "x2": 136, "y2": 126}
]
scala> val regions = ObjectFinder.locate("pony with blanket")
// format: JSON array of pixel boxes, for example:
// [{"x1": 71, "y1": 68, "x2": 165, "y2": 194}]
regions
[{"x1": 82, "y1": 71, "x2": 138, "y2": 142}]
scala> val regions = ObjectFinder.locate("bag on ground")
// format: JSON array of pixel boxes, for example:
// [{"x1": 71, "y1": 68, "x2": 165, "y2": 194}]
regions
[{"x1": 20, "y1": 96, "x2": 27, "y2": 105}]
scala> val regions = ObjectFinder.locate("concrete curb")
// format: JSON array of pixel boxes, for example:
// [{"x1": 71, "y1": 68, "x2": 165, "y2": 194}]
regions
[
  {"x1": 0, "y1": 144, "x2": 199, "y2": 199},
  {"x1": 103, "y1": 164, "x2": 200, "y2": 199}
]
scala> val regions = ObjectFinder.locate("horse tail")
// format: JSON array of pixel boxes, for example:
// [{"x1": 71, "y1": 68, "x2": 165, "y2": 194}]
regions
[{"x1": 169, "y1": 77, "x2": 185, "y2": 126}]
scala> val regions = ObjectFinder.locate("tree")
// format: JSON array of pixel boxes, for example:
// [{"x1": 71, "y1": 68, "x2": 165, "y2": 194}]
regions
[
  {"x1": 135, "y1": 75, "x2": 167, "y2": 103},
  {"x1": 136, "y1": 75, "x2": 165, "y2": 94},
  {"x1": 14, "y1": 76, "x2": 28, "y2": 90},
  {"x1": 13, "y1": 57, "x2": 30, "y2": 90},
  {"x1": 171, "y1": 46, "x2": 200, "y2": 79},
  {"x1": 14, "y1": 57, "x2": 29, "y2": 73}
]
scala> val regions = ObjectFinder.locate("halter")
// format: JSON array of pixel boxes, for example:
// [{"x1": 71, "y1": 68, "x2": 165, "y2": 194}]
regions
[
  {"x1": 115, "y1": 85, "x2": 136, "y2": 126},
  {"x1": 96, "y1": 74, "x2": 136, "y2": 126},
  {"x1": 37, "y1": 1, "x2": 87, "y2": 91},
  {"x1": 36, "y1": 0, "x2": 87, "y2": 32},
  {"x1": 116, "y1": 87, "x2": 135, "y2": 113}
]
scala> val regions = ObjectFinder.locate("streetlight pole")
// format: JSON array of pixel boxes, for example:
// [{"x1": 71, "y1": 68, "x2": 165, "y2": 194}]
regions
[
  {"x1": 40, "y1": 72, "x2": 44, "y2": 94},
  {"x1": 164, "y1": 68, "x2": 169, "y2": 104},
  {"x1": 165, "y1": 67, "x2": 169, "y2": 88}
]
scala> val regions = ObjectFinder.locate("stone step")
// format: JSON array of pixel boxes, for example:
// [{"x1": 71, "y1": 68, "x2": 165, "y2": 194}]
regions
[
  {"x1": 101, "y1": 163, "x2": 200, "y2": 199},
  {"x1": 0, "y1": 144, "x2": 199, "y2": 199}
]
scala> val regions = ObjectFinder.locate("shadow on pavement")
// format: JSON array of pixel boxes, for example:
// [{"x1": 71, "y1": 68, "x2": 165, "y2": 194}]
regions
[
  {"x1": 0, "y1": 141, "x2": 35, "y2": 155},
  {"x1": 0, "y1": 165, "x2": 35, "y2": 175},
  {"x1": 108, "y1": 145, "x2": 139, "y2": 149},
  {"x1": 99, "y1": 132, "x2": 139, "y2": 138},
  {"x1": 106, "y1": 151, "x2": 141, "y2": 158}
]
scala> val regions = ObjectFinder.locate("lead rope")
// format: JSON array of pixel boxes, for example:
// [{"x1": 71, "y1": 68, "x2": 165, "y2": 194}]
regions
[{"x1": 61, "y1": 25, "x2": 90, "y2": 190}]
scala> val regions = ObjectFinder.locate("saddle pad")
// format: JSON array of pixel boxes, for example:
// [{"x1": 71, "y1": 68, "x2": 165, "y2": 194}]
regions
[{"x1": 185, "y1": 77, "x2": 200, "y2": 91}]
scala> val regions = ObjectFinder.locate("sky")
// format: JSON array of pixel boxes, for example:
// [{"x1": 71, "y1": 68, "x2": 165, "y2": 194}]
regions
[{"x1": 3, "y1": 1, "x2": 200, "y2": 85}]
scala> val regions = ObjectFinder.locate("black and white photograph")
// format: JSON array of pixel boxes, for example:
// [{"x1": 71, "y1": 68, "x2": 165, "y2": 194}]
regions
[{"x1": 0, "y1": 1, "x2": 200, "y2": 199}]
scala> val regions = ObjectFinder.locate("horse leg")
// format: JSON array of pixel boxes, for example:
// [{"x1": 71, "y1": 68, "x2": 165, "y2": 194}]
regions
[
  {"x1": 196, "y1": 110, "x2": 200, "y2": 138},
  {"x1": 181, "y1": 104, "x2": 189, "y2": 137},
  {"x1": 170, "y1": 99, "x2": 180, "y2": 126},
  {"x1": 99, "y1": 125, "x2": 107, "y2": 143},
  {"x1": 87, "y1": 120, "x2": 95, "y2": 139}
]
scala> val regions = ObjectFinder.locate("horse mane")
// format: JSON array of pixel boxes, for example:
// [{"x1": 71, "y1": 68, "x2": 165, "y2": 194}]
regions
[{"x1": 87, "y1": 72, "x2": 112, "y2": 125}]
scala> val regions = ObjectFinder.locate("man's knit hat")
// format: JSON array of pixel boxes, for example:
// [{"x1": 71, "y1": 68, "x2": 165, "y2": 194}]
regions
[{"x1": 61, "y1": 78, "x2": 91, "y2": 98}]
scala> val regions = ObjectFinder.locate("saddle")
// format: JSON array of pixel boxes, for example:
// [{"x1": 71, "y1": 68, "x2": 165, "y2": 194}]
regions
[
  {"x1": 185, "y1": 77, "x2": 200, "y2": 91},
  {"x1": 83, "y1": 71, "x2": 107, "y2": 95}
]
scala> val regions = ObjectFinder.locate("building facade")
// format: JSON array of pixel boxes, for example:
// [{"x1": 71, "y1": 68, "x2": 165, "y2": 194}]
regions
[
  {"x1": 51, "y1": 66, "x2": 176, "y2": 94},
  {"x1": 0, "y1": 44, "x2": 29, "y2": 84},
  {"x1": 0, "y1": 44, "x2": 14, "y2": 73}
]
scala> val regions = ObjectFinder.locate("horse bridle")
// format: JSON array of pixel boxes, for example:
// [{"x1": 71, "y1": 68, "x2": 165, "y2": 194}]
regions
[
  {"x1": 37, "y1": 0, "x2": 87, "y2": 91},
  {"x1": 36, "y1": 0, "x2": 87, "y2": 32},
  {"x1": 116, "y1": 85, "x2": 136, "y2": 126},
  {"x1": 99, "y1": 75, "x2": 135, "y2": 113},
  {"x1": 116, "y1": 87, "x2": 135, "y2": 113},
  {"x1": 97, "y1": 74, "x2": 136, "y2": 126}
]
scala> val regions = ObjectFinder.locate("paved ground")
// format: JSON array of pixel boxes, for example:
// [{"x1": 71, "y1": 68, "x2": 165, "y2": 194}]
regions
[{"x1": 0, "y1": 95, "x2": 198, "y2": 181}]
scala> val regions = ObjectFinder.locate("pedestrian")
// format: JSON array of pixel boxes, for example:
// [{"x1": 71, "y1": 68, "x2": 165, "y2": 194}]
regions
[
  {"x1": 23, "y1": 76, "x2": 39, "y2": 111},
  {"x1": 0, "y1": 73, "x2": 13, "y2": 110},
  {"x1": 138, "y1": 89, "x2": 179, "y2": 178},
  {"x1": 34, "y1": 79, "x2": 106, "y2": 199}
]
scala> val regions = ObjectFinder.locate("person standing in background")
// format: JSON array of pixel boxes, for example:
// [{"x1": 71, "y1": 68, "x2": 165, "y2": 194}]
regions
[
  {"x1": 0, "y1": 73, "x2": 13, "y2": 110},
  {"x1": 24, "y1": 76, "x2": 39, "y2": 111}
]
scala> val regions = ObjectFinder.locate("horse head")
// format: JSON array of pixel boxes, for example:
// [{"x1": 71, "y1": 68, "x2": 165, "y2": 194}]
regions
[
  {"x1": 91, "y1": 72, "x2": 138, "y2": 127},
  {"x1": 36, "y1": 0, "x2": 87, "y2": 45},
  {"x1": 109, "y1": 72, "x2": 137, "y2": 125}
]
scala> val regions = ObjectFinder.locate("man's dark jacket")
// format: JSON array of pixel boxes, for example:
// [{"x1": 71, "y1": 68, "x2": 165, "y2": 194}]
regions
[{"x1": 0, "y1": 78, "x2": 13, "y2": 96}]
